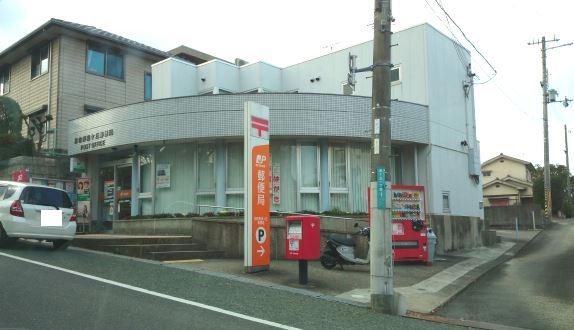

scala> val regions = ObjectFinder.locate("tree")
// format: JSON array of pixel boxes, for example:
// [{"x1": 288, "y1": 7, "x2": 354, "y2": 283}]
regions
[
  {"x1": 532, "y1": 164, "x2": 572, "y2": 217},
  {"x1": 0, "y1": 96, "x2": 23, "y2": 135},
  {"x1": 0, "y1": 96, "x2": 34, "y2": 160},
  {"x1": 23, "y1": 112, "x2": 53, "y2": 153}
]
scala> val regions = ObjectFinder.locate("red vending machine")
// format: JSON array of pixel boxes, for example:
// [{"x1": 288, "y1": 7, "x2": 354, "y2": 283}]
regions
[{"x1": 391, "y1": 185, "x2": 429, "y2": 263}]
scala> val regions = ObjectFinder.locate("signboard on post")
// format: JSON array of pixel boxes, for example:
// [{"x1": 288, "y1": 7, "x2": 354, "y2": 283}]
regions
[{"x1": 244, "y1": 101, "x2": 271, "y2": 273}]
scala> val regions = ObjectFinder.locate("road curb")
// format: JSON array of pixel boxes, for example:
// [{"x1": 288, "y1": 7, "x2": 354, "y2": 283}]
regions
[{"x1": 424, "y1": 229, "x2": 544, "y2": 315}]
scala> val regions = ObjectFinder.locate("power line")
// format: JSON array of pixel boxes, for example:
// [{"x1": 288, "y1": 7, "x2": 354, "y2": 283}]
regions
[{"x1": 432, "y1": 0, "x2": 497, "y2": 78}]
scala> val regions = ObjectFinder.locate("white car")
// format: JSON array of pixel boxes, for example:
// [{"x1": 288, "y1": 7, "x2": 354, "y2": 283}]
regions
[{"x1": 0, "y1": 181, "x2": 77, "y2": 250}]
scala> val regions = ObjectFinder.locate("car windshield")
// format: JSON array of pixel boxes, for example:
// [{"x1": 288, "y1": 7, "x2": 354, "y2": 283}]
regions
[{"x1": 20, "y1": 186, "x2": 73, "y2": 209}]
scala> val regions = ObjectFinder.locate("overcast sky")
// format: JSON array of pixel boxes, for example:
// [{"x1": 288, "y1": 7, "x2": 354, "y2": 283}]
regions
[{"x1": 1, "y1": 0, "x2": 573, "y2": 167}]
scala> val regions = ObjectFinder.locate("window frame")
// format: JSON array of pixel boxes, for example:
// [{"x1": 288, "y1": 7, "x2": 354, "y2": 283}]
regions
[
  {"x1": 297, "y1": 142, "x2": 321, "y2": 211},
  {"x1": 390, "y1": 65, "x2": 401, "y2": 85},
  {"x1": 0, "y1": 66, "x2": 10, "y2": 95},
  {"x1": 328, "y1": 143, "x2": 350, "y2": 211},
  {"x1": 85, "y1": 42, "x2": 125, "y2": 81},
  {"x1": 442, "y1": 191, "x2": 451, "y2": 214},
  {"x1": 31, "y1": 44, "x2": 50, "y2": 79},
  {"x1": 144, "y1": 72, "x2": 152, "y2": 101}
]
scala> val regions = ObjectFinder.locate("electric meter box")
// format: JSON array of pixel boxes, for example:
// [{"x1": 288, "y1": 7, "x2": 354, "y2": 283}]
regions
[{"x1": 285, "y1": 215, "x2": 321, "y2": 260}]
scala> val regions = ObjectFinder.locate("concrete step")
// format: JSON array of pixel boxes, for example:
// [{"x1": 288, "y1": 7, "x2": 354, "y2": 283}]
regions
[
  {"x1": 144, "y1": 250, "x2": 225, "y2": 261},
  {"x1": 72, "y1": 236, "x2": 195, "y2": 249},
  {"x1": 99, "y1": 243, "x2": 205, "y2": 258}
]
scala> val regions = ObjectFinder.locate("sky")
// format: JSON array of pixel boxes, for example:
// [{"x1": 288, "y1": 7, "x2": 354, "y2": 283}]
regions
[{"x1": 1, "y1": 0, "x2": 573, "y2": 167}]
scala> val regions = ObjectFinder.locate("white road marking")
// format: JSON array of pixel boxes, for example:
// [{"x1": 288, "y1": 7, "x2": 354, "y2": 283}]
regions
[{"x1": 0, "y1": 252, "x2": 299, "y2": 330}]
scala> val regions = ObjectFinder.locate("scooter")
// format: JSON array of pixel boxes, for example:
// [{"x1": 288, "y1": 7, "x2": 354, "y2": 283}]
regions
[{"x1": 320, "y1": 224, "x2": 370, "y2": 269}]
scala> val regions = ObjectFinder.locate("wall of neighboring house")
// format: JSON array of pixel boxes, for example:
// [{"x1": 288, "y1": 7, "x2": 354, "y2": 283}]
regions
[
  {"x1": 2, "y1": 38, "x2": 60, "y2": 146},
  {"x1": 56, "y1": 35, "x2": 156, "y2": 151},
  {"x1": 482, "y1": 158, "x2": 529, "y2": 184}
]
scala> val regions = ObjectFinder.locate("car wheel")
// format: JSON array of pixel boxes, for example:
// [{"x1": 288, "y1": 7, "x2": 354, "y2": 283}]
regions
[
  {"x1": 320, "y1": 250, "x2": 339, "y2": 269},
  {"x1": 52, "y1": 240, "x2": 71, "y2": 251},
  {"x1": 0, "y1": 223, "x2": 16, "y2": 248}
]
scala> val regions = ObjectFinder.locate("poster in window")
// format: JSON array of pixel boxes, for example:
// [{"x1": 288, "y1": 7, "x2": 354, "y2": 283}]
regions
[
  {"x1": 272, "y1": 164, "x2": 280, "y2": 205},
  {"x1": 76, "y1": 178, "x2": 91, "y2": 222},
  {"x1": 156, "y1": 164, "x2": 171, "y2": 189}
]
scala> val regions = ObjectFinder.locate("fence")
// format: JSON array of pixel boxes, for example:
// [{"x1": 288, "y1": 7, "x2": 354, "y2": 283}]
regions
[{"x1": 485, "y1": 204, "x2": 544, "y2": 230}]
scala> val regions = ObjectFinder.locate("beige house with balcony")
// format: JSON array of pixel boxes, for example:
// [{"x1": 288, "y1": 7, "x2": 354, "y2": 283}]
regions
[
  {"x1": 481, "y1": 153, "x2": 534, "y2": 207},
  {"x1": 0, "y1": 19, "x2": 169, "y2": 154}
]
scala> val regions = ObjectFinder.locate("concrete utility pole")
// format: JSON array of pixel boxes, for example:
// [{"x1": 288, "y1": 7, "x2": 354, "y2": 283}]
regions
[
  {"x1": 370, "y1": 0, "x2": 394, "y2": 313},
  {"x1": 566, "y1": 125, "x2": 571, "y2": 199},
  {"x1": 529, "y1": 36, "x2": 572, "y2": 222}
]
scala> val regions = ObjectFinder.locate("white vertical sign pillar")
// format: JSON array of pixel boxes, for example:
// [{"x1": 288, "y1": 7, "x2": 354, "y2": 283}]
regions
[{"x1": 244, "y1": 101, "x2": 271, "y2": 273}]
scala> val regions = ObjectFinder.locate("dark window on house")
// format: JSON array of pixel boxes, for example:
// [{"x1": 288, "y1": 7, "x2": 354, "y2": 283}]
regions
[
  {"x1": 106, "y1": 48, "x2": 124, "y2": 79},
  {"x1": 0, "y1": 67, "x2": 9, "y2": 95},
  {"x1": 144, "y1": 72, "x2": 152, "y2": 101},
  {"x1": 86, "y1": 43, "x2": 105, "y2": 75},
  {"x1": 390, "y1": 67, "x2": 400, "y2": 82},
  {"x1": 31, "y1": 45, "x2": 49, "y2": 78},
  {"x1": 482, "y1": 170, "x2": 492, "y2": 177},
  {"x1": 86, "y1": 42, "x2": 124, "y2": 80}
]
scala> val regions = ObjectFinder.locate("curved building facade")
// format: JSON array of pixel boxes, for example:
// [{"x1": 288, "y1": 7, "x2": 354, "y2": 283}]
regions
[{"x1": 69, "y1": 93, "x2": 429, "y2": 220}]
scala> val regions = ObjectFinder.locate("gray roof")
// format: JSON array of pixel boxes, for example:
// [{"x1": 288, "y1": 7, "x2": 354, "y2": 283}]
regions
[{"x1": 0, "y1": 18, "x2": 169, "y2": 60}]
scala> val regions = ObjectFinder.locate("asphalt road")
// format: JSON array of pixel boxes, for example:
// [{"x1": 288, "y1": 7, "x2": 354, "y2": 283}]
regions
[
  {"x1": 0, "y1": 240, "x2": 453, "y2": 330},
  {"x1": 438, "y1": 219, "x2": 574, "y2": 330}
]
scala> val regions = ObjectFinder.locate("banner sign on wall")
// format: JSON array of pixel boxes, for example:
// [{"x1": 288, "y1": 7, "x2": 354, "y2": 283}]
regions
[
  {"x1": 272, "y1": 164, "x2": 280, "y2": 205},
  {"x1": 244, "y1": 101, "x2": 271, "y2": 273},
  {"x1": 156, "y1": 164, "x2": 171, "y2": 189},
  {"x1": 11, "y1": 170, "x2": 28, "y2": 182}
]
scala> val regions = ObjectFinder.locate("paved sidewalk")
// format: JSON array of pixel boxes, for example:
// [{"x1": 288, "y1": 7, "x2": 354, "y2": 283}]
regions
[{"x1": 160, "y1": 229, "x2": 542, "y2": 314}]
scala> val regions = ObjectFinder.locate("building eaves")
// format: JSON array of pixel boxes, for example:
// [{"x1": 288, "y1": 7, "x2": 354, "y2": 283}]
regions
[
  {"x1": 481, "y1": 153, "x2": 532, "y2": 168},
  {"x1": 483, "y1": 179, "x2": 526, "y2": 190},
  {"x1": 0, "y1": 18, "x2": 169, "y2": 61},
  {"x1": 502, "y1": 175, "x2": 533, "y2": 188}
]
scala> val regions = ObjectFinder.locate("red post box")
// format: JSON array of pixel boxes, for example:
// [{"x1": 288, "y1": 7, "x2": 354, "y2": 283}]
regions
[
  {"x1": 285, "y1": 215, "x2": 321, "y2": 260},
  {"x1": 285, "y1": 215, "x2": 321, "y2": 285}
]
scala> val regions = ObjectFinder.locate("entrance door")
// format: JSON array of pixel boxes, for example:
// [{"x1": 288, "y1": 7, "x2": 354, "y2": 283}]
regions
[
  {"x1": 116, "y1": 165, "x2": 132, "y2": 220},
  {"x1": 99, "y1": 161, "x2": 133, "y2": 222}
]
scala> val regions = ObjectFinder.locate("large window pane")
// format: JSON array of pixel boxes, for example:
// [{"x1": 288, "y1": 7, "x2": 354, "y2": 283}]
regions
[
  {"x1": 139, "y1": 153, "x2": 152, "y2": 193},
  {"x1": 198, "y1": 144, "x2": 215, "y2": 191},
  {"x1": 301, "y1": 144, "x2": 318, "y2": 188},
  {"x1": 197, "y1": 194, "x2": 215, "y2": 214},
  {"x1": 227, "y1": 143, "x2": 243, "y2": 189},
  {"x1": 106, "y1": 50, "x2": 124, "y2": 79},
  {"x1": 331, "y1": 145, "x2": 347, "y2": 188},
  {"x1": 270, "y1": 143, "x2": 297, "y2": 211},
  {"x1": 226, "y1": 194, "x2": 243, "y2": 209},
  {"x1": 87, "y1": 44, "x2": 105, "y2": 75},
  {"x1": 331, "y1": 193, "x2": 349, "y2": 212},
  {"x1": 301, "y1": 193, "x2": 319, "y2": 212}
]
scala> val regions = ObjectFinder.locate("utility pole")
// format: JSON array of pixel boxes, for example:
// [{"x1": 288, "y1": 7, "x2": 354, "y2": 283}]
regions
[
  {"x1": 370, "y1": 0, "x2": 394, "y2": 313},
  {"x1": 347, "y1": 0, "x2": 394, "y2": 313},
  {"x1": 566, "y1": 125, "x2": 571, "y2": 199},
  {"x1": 528, "y1": 36, "x2": 572, "y2": 222}
]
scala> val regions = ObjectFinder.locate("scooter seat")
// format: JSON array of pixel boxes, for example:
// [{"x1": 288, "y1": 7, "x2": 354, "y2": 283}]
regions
[{"x1": 331, "y1": 235, "x2": 355, "y2": 246}]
